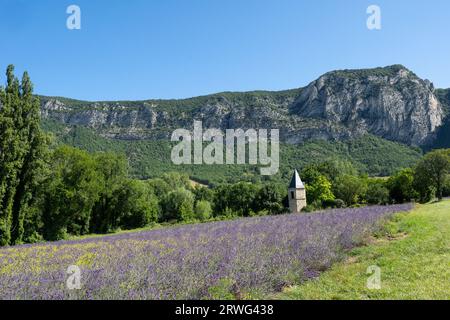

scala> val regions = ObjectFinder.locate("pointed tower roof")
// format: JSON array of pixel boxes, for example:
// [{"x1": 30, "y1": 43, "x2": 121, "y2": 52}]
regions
[{"x1": 289, "y1": 169, "x2": 305, "y2": 189}]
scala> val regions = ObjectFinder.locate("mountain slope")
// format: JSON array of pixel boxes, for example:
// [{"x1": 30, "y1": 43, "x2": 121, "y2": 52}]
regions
[
  {"x1": 436, "y1": 88, "x2": 450, "y2": 112},
  {"x1": 292, "y1": 65, "x2": 443, "y2": 146},
  {"x1": 43, "y1": 119, "x2": 422, "y2": 185},
  {"x1": 40, "y1": 65, "x2": 445, "y2": 147},
  {"x1": 433, "y1": 88, "x2": 450, "y2": 149},
  {"x1": 39, "y1": 65, "x2": 450, "y2": 183}
]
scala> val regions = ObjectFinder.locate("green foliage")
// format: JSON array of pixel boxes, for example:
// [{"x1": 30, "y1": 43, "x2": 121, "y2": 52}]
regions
[
  {"x1": 146, "y1": 178, "x2": 171, "y2": 198},
  {"x1": 1, "y1": 65, "x2": 448, "y2": 247},
  {"x1": 42, "y1": 146, "x2": 102, "y2": 240},
  {"x1": 161, "y1": 172, "x2": 192, "y2": 190},
  {"x1": 254, "y1": 184, "x2": 287, "y2": 215},
  {"x1": 443, "y1": 175, "x2": 450, "y2": 197},
  {"x1": 387, "y1": 168, "x2": 417, "y2": 204},
  {"x1": 366, "y1": 179, "x2": 390, "y2": 205},
  {"x1": 194, "y1": 200, "x2": 213, "y2": 221},
  {"x1": 330, "y1": 65, "x2": 414, "y2": 81},
  {"x1": 213, "y1": 182, "x2": 259, "y2": 217},
  {"x1": 333, "y1": 175, "x2": 367, "y2": 206},
  {"x1": 414, "y1": 149, "x2": 450, "y2": 201},
  {"x1": 193, "y1": 186, "x2": 214, "y2": 203},
  {"x1": 161, "y1": 188, "x2": 195, "y2": 222},
  {"x1": 330, "y1": 199, "x2": 346, "y2": 209},
  {"x1": 343, "y1": 135, "x2": 422, "y2": 176},
  {"x1": 0, "y1": 65, "x2": 47, "y2": 245},
  {"x1": 302, "y1": 202, "x2": 322, "y2": 212},
  {"x1": 42, "y1": 120, "x2": 422, "y2": 186},
  {"x1": 107, "y1": 180, "x2": 159, "y2": 230},
  {"x1": 305, "y1": 175, "x2": 335, "y2": 205},
  {"x1": 300, "y1": 166, "x2": 322, "y2": 185},
  {"x1": 302, "y1": 160, "x2": 357, "y2": 183},
  {"x1": 208, "y1": 278, "x2": 236, "y2": 300},
  {"x1": 37, "y1": 146, "x2": 158, "y2": 239},
  {"x1": 90, "y1": 152, "x2": 128, "y2": 232}
]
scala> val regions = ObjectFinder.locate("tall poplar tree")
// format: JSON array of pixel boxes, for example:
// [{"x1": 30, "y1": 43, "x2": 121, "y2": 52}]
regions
[{"x1": 0, "y1": 65, "x2": 46, "y2": 245}]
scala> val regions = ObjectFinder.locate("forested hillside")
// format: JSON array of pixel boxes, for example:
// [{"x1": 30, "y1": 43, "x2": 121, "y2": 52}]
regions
[{"x1": 42, "y1": 119, "x2": 422, "y2": 185}]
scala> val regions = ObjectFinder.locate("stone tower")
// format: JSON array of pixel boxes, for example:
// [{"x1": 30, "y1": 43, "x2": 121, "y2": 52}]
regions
[{"x1": 288, "y1": 169, "x2": 307, "y2": 213}]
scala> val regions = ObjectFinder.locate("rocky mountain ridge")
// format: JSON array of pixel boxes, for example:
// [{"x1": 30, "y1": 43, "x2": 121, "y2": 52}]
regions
[{"x1": 40, "y1": 65, "x2": 448, "y2": 147}]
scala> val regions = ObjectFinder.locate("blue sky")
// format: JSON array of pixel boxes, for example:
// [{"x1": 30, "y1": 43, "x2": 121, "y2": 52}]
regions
[{"x1": 0, "y1": 0, "x2": 449, "y2": 101}]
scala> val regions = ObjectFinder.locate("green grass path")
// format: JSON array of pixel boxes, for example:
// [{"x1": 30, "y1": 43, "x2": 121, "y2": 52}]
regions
[{"x1": 278, "y1": 200, "x2": 450, "y2": 300}]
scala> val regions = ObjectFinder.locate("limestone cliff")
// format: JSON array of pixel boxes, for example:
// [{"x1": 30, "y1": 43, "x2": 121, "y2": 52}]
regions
[{"x1": 40, "y1": 65, "x2": 447, "y2": 147}]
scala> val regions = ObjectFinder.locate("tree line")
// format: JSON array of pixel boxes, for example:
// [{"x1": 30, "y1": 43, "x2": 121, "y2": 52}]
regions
[
  {"x1": 1, "y1": 65, "x2": 449, "y2": 246},
  {"x1": 299, "y1": 152, "x2": 450, "y2": 212},
  {"x1": 2, "y1": 143, "x2": 289, "y2": 244}
]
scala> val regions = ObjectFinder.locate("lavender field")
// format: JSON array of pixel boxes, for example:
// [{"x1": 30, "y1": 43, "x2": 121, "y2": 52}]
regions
[{"x1": 0, "y1": 204, "x2": 412, "y2": 300}]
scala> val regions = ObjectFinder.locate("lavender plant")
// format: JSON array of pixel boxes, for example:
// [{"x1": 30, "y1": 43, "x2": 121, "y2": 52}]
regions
[{"x1": 0, "y1": 204, "x2": 412, "y2": 300}]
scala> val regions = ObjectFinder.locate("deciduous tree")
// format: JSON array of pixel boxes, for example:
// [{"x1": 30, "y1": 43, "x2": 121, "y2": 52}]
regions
[{"x1": 414, "y1": 149, "x2": 450, "y2": 201}]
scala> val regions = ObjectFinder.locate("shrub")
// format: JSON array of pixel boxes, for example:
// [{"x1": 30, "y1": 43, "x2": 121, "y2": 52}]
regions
[
  {"x1": 333, "y1": 199, "x2": 346, "y2": 208},
  {"x1": 146, "y1": 178, "x2": 171, "y2": 198},
  {"x1": 161, "y1": 188, "x2": 195, "y2": 222},
  {"x1": 366, "y1": 179, "x2": 390, "y2": 205},
  {"x1": 387, "y1": 168, "x2": 417, "y2": 203},
  {"x1": 305, "y1": 175, "x2": 335, "y2": 205},
  {"x1": 193, "y1": 186, "x2": 214, "y2": 202},
  {"x1": 414, "y1": 149, "x2": 450, "y2": 201},
  {"x1": 213, "y1": 182, "x2": 258, "y2": 217},
  {"x1": 333, "y1": 175, "x2": 367, "y2": 206},
  {"x1": 322, "y1": 198, "x2": 346, "y2": 209},
  {"x1": 114, "y1": 180, "x2": 159, "y2": 230},
  {"x1": 91, "y1": 179, "x2": 159, "y2": 232},
  {"x1": 302, "y1": 200, "x2": 323, "y2": 212},
  {"x1": 254, "y1": 184, "x2": 286, "y2": 215},
  {"x1": 161, "y1": 172, "x2": 192, "y2": 190},
  {"x1": 194, "y1": 200, "x2": 213, "y2": 221}
]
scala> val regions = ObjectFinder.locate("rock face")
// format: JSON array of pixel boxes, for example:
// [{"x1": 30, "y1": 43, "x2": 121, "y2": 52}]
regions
[
  {"x1": 436, "y1": 88, "x2": 450, "y2": 113},
  {"x1": 40, "y1": 65, "x2": 446, "y2": 146},
  {"x1": 291, "y1": 65, "x2": 443, "y2": 145}
]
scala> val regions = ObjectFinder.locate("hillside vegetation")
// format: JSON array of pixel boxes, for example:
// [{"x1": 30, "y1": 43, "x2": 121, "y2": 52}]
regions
[{"x1": 42, "y1": 119, "x2": 422, "y2": 185}]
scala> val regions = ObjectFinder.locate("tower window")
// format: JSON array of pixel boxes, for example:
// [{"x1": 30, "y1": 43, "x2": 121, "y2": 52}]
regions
[{"x1": 291, "y1": 191, "x2": 295, "y2": 199}]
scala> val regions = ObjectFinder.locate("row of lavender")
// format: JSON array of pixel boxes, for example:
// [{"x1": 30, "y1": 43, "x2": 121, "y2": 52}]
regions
[{"x1": 0, "y1": 204, "x2": 412, "y2": 299}]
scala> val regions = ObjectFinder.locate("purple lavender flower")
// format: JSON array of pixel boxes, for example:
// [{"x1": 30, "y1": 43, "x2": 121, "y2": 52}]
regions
[{"x1": 0, "y1": 204, "x2": 412, "y2": 300}]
